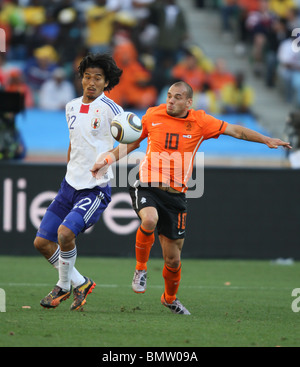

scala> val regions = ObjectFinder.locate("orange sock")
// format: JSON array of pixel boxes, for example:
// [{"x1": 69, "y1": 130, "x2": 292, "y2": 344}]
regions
[
  {"x1": 135, "y1": 225, "x2": 154, "y2": 271},
  {"x1": 162, "y1": 262, "x2": 181, "y2": 304}
]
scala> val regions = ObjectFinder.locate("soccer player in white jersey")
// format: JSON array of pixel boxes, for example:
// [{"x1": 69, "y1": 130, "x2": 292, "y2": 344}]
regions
[{"x1": 34, "y1": 54, "x2": 123, "y2": 310}]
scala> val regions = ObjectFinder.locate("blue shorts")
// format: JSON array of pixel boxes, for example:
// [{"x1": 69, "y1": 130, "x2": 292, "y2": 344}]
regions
[{"x1": 36, "y1": 178, "x2": 111, "y2": 242}]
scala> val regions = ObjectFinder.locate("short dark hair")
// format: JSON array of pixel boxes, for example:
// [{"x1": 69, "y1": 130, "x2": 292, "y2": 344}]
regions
[
  {"x1": 172, "y1": 81, "x2": 193, "y2": 99},
  {"x1": 78, "y1": 53, "x2": 123, "y2": 92}
]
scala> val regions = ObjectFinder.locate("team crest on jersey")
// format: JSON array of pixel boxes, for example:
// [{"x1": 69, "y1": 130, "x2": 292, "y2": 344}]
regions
[
  {"x1": 91, "y1": 118, "x2": 101, "y2": 129},
  {"x1": 185, "y1": 122, "x2": 192, "y2": 131}
]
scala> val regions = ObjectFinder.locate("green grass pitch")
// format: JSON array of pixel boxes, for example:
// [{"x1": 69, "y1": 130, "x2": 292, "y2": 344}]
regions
[{"x1": 0, "y1": 256, "x2": 299, "y2": 347}]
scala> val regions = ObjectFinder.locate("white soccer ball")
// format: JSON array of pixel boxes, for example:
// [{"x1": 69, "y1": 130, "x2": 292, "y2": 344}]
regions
[{"x1": 110, "y1": 112, "x2": 142, "y2": 144}]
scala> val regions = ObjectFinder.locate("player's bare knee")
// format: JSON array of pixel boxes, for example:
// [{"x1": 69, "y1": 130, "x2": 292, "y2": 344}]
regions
[
  {"x1": 164, "y1": 256, "x2": 181, "y2": 269},
  {"x1": 141, "y1": 214, "x2": 158, "y2": 231},
  {"x1": 33, "y1": 236, "x2": 47, "y2": 252},
  {"x1": 57, "y1": 226, "x2": 75, "y2": 250},
  {"x1": 139, "y1": 207, "x2": 158, "y2": 231},
  {"x1": 142, "y1": 219, "x2": 157, "y2": 231}
]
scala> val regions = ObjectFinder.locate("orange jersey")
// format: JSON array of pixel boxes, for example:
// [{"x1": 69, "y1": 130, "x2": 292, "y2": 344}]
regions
[{"x1": 139, "y1": 104, "x2": 228, "y2": 193}]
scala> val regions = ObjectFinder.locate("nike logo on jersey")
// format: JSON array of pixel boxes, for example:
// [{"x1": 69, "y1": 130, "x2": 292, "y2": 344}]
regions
[
  {"x1": 178, "y1": 230, "x2": 185, "y2": 235},
  {"x1": 183, "y1": 135, "x2": 192, "y2": 139},
  {"x1": 152, "y1": 122, "x2": 162, "y2": 126}
]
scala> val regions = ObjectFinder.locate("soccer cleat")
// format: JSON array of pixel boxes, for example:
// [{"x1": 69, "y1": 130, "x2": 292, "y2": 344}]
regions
[
  {"x1": 40, "y1": 286, "x2": 71, "y2": 309},
  {"x1": 70, "y1": 276, "x2": 96, "y2": 311},
  {"x1": 161, "y1": 293, "x2": 191, "y2": 315},
  {"x1": 132, "y1": 269, "x2": 147, "y2": 293}
]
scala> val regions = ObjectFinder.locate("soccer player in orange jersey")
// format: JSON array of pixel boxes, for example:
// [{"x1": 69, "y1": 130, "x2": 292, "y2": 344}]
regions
[{"x1": 91, "y1": 81, "x2": 291, "y2": 315}]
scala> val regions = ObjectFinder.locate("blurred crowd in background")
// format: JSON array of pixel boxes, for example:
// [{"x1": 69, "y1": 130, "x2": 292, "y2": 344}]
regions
[
  {"x1": 0, "y1": 0, "x2": 299, "y2": 115},
  {"x1": 219, "y1": 0, "x2": 300, "y2": 108}
]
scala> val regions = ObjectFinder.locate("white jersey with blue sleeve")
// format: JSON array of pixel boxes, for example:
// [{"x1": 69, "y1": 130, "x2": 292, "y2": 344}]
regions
[{"x1": 65, "y1": 92, "x2": 123, "y2": 190}]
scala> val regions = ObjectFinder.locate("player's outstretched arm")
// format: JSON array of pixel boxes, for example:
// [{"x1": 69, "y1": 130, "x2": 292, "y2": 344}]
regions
[
  {"x1": 90, "y1": 140, "x2": 141, "y2": 178},
  {"x1": 223, "y1": 123, "x2": 292, "y2": 150}
]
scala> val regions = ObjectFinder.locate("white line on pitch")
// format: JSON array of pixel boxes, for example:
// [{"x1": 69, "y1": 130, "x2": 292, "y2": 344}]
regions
[{"x1": 0, "y1": 282, "x2": 290, "y2": 291}]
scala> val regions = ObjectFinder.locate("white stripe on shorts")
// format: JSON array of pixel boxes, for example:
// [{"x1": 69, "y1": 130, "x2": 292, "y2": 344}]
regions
[
  {"x1": 83, "y1": 196, "x2": 101, "y2": 224},
  {"x1": 133, "y1": 180, "x2": 139, "y2": 211}
]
